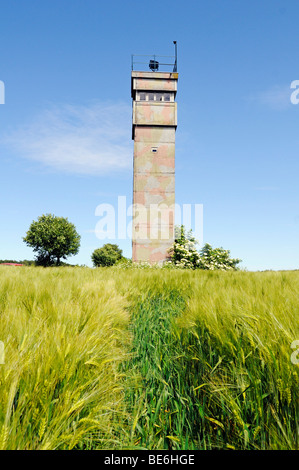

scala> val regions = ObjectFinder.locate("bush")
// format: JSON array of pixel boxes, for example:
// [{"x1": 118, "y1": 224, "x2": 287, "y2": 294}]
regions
[
  {"x1": 167, "y1": 226, "x2": 242, "y2": 270},
  {"x1": 198, "y1": 243, "x2": 242, "y2": 271},
  {"x1": 167, "y1": 225, "x2": 201, "y2": 269},
  {"x1": 91, "y1": 244, "x2": 123, "y2": 267}
]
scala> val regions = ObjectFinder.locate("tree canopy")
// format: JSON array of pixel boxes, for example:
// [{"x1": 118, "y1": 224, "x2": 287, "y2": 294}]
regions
[
  {"x1": 91, "y1": 243, "x2": 123, "y2": 267},
  {"x1": 23, "y1": 214, "x2": 81, "y2": 266}
]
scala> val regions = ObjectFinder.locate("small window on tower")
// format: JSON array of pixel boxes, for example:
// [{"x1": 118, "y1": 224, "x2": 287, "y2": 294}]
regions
[
  {"x1": 139, "y1": 92, "x2": 146, "y2": 101},
  {"x1": 156, "y1": 93, "x2": 163, "y2": 102},
  {"x1": 148, "y1": 92, "x2": 155, "y2": 101},
  {"x1": 151, "y1": 147, "x2": 158, "y2": 153},
  {"x1": 164, "y1": 93, "x2": 171, "y2": 102}
]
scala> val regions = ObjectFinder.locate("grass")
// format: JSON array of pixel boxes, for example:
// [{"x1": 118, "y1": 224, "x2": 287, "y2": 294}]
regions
[
  {"x1": 0, "y1": 266, "x2": 130, "y2": 449},
  {"x1": 0, "y1": 266, "x2": 298, "y2": 449},
  {"x1": 177, "y1": 270, "x2": 299, "y2": 449}
]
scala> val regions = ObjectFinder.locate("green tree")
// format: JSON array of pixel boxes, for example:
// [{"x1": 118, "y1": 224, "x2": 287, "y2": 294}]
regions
[
  {"x1": 91, "y1": 243, "x2": 123, "y2": 267},
  {"x1": 23, "y1": 214, "x2": 81, "y2": 266}
]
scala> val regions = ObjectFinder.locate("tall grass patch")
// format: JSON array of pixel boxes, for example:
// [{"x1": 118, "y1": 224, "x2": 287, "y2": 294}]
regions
[
  {"x1": 0, "y1": 266, "x2": 130, "y2": 449},
  {"x1": 177, "y1": 270, "x2": 299, "y2": 449}
]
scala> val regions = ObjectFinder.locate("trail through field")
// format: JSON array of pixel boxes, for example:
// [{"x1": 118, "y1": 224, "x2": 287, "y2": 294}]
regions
[{"x1": 122, "y1": 290, "x2": 196, "y2": 450}]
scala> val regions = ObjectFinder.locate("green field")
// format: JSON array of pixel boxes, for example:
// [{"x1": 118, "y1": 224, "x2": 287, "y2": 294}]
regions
[{"x1": 0, "y1": 266, "x2": 298, "y2": 450}]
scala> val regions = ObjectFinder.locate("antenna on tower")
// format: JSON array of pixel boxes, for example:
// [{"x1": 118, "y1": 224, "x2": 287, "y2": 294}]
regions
[{"x1": 173, "y1": 41, "x2": 177, "y2": 72}]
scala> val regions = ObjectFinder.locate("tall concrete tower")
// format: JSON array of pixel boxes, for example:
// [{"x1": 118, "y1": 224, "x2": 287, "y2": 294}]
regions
[{"x1": 131, "y1": 45, "x2": 178, "y2": 263}]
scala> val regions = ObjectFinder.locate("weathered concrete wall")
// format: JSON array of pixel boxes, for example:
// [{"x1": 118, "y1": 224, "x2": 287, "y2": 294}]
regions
[
  {"x1": 131, "y1": 71, "x2": 178, "y2": 93},
  {"x1": 132, "y1": 72, "x2": 178, "y2": 263},
  {"x1": 133, "y1": 102, "x2": 177, "y2": 127}
]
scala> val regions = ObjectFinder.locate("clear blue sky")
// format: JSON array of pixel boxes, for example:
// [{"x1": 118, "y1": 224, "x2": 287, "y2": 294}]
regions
[{"x1": 1, "y1": 0, "x2": 299, "y2": 270}]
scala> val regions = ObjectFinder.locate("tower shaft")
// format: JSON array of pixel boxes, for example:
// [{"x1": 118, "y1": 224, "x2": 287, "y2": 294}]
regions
[{"x1": 131, "y1": 71, "x2": 178, "y2": 263}]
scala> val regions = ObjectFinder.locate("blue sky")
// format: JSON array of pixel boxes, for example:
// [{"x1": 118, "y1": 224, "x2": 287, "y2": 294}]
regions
[{"x1": 1, "y1": 0, "x2": 299, "y2": 270}]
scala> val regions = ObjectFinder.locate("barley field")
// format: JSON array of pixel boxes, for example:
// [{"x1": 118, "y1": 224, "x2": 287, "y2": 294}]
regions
[{"x1": 0, "y1": 266, "x2": 298, "y2": 450}]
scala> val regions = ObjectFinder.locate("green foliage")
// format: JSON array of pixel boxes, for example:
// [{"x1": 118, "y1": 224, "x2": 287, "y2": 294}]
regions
[
  {"x1": 91, "y1": 243, "x2": 123, "y2": 267},
  {"x1": 21, "y1": 260, "x2": 36, "y2": 266},
  {"x1": 23, "y1": 214, "x2": 81, "y2": 266},
  {"x1": 167, "y1": 225, "x2": 242, "y2": 270},
  {"x1": 0, "y1": 260, "x2": 35, "y2": 266},
  {"x1": 198, "y1": 243, "x2": 242, "y2": 270}
]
